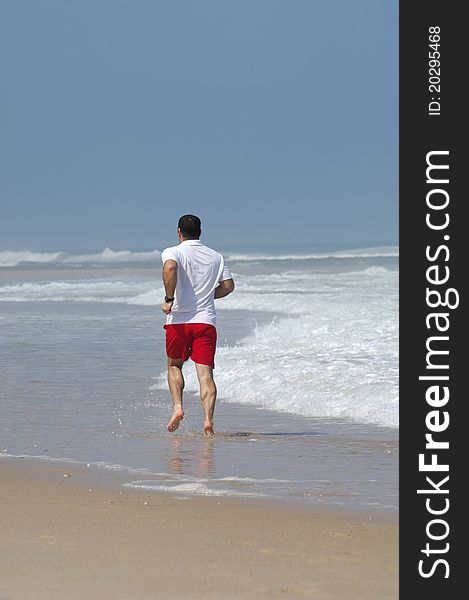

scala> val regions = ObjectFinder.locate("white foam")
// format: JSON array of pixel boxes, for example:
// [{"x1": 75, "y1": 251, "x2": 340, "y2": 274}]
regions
[
  {"x1": 215, "y1": 268, "x2": 397, "y2": 314},
  {"x1": 0, "y1": 279, "x2": 163, "y2": 303},
  {"x1": 0, "y1": 452, "x2": 84, "y2": 465},
  {"x1": 63, "y1": 248, "x2": 162, "y2": 264},
  {"x1": 218, "y1": 476, "x2": 291, "y2": 483},
  {"x1": 0, "y1": 250, "x2": 65, "y2": 267},
  {"x1": 124, "y1": 479, "x2": 267, "y2": 497},
  {"x1": 0, "y1": 248, "x2": 161, "y2": 267},
  {"x1": 0, "y1": 267, "x2": 395, "y2": 307},
  {"x1": 226, "y1": 246, "x2": 399, "y2": 261},
  {"x1": 0, "y1": 246, "x2": 398, "y2": 268}
]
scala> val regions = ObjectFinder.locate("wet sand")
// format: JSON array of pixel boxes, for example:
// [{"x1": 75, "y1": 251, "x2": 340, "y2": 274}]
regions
[{"x1": 0, "y1": 459, "x2": 398, "y2": 599}]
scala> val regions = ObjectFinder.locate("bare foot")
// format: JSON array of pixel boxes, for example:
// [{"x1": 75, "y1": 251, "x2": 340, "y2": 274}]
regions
[
  {"x1": 204, "y1": 419, "x2": 214, "y2": 436},
  {"x1": 167, "y1": 409, "x2": 184, "y2": 432}
]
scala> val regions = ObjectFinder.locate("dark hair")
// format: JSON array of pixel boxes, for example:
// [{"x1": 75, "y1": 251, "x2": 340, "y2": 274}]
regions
[{"x1": 178, "y1": 214, "x2": 201, "y2": 238}]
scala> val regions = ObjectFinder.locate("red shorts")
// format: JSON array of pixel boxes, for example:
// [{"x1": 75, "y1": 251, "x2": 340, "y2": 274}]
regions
[{"x1": 164, "y1": 323, "x2": 217, "y2": 368}]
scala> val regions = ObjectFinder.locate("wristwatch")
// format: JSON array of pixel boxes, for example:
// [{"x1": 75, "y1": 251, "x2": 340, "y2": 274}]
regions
[{"x1": 164, "y1": 296, "x2": 175, "y2": 303}]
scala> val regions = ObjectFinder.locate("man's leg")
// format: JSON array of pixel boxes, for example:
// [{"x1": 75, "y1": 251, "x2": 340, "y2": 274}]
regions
[
  {"x1": 195, "y1": 363, "x2": 217, "y2": 435},
  {"x1": 167, "y1": 357, "x2": 185, "y2": 432}
]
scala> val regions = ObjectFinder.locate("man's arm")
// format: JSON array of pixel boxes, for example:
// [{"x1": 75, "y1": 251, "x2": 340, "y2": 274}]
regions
[
  {"x1": 162, "y1": 259, "x2": 178, "y2": 314},
  {"x1": 214, "y1": 278, "x2": 235, "y2": 299}
]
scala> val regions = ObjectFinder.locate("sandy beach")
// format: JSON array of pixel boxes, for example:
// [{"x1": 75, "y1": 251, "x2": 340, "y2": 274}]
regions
[{"x1": 0, "y1": 459, "x2": 398, "y2": 599}]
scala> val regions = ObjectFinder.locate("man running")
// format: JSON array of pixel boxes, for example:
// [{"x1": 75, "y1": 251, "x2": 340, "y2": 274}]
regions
[{"x1": 161, "y1": 215, "x2": 235, "y2": 435}]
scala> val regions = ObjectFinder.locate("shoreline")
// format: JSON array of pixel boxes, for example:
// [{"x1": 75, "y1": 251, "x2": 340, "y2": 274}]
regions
[
  {"x1": 1, "y1": 454, "x2": 399, "y2": 521},
  {"x1": 0, "y1": 458, "x2": 398, "y2": 599}
]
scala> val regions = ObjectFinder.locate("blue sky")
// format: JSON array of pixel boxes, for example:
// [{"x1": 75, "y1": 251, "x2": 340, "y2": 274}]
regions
[{"x1": 1, "y1": 0, "x2": 397, "y2": 251}]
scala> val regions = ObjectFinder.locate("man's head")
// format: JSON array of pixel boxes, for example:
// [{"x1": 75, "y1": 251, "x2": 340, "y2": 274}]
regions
[{"x1": 177, "y1": 214, "x2": 201, "y2": 241}]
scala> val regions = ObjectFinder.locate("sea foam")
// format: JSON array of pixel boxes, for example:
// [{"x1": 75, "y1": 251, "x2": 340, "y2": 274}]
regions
[
  {"x1": 0, "y1": 246, "x2": 398, "y2": 268},
  {"x1": 0, "y1": 248, "x2": 161, "y2": 268},
  {"x1": 226, "y1": 246, "x2": 399, "y2": 261}
]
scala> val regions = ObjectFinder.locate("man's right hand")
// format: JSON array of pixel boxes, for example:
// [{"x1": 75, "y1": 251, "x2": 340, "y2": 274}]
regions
[{"x1": 161, "y1": 301, "x2": 173, "y2": 315}]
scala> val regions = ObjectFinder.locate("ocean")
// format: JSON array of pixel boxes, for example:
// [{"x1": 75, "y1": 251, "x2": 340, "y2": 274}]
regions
[{"x1": 0, "y1": 244, "x2": 398, "y2": 512}]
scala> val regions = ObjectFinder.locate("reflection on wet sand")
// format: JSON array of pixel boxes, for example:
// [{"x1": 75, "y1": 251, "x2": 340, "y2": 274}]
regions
[{"x1": 169, "y1": 435, "x2": 214, "y2": 478}]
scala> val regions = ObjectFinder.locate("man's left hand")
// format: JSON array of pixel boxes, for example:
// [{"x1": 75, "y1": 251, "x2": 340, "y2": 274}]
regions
[{"x1": 161, "y1": 301, "x2": 173, "y2": 315}]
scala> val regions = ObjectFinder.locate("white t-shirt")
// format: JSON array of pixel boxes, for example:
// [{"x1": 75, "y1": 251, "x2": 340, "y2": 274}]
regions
[{"x1": 161, "y1": 240, "x2": 232, "y2": 326}]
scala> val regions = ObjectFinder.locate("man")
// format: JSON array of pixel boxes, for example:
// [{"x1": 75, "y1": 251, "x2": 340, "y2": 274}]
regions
[{"x1": 161, "y1": 215, "x2": 235, "y2": 435}]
